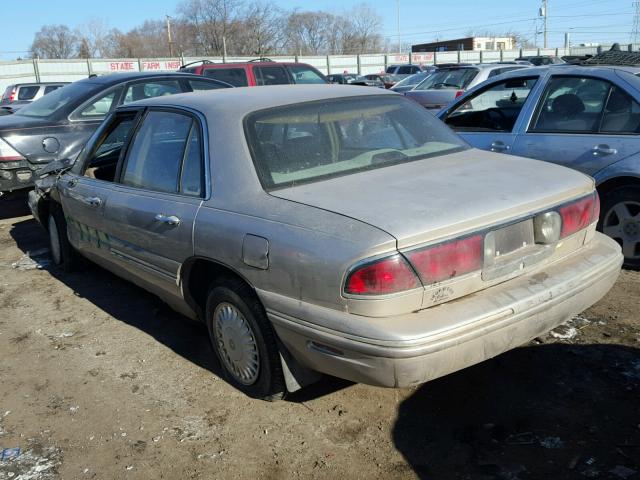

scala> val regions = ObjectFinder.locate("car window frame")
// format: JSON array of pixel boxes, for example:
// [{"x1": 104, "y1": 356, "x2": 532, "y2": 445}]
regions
[
  {"x1": 254, "y1": 65, "x2": 292, "y2": 86},
  {"x1": 115, "y1": 106, "x2": 210, "y2": 199},
  {"x1": 527, "y1": 74, "x2": 620, "y2": 135},
  {"x1": 441, "y1": 74, "x2": 542, "y2": 130},
  {"x1": 202, "y1": 66, "x2": 250, "y2": 87},
  {"x1": 71, "y1": 107, "x2": 144, "y2": 179},
  {"x1": 121, "y1": 78, "x2": 186, "y2": 107}
]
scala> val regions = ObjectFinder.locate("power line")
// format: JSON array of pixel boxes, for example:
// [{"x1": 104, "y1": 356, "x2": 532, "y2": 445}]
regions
[{"x1": 633, "y1": 1, "x2": 640, "y2": 44}]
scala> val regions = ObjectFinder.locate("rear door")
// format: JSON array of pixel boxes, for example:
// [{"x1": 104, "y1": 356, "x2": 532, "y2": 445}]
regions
[
  {"x1": 511, "y1": 73, "x2": 640, "y2": 175},
  {"x1": 100, "y1": 108, "x2": 206, "y2": 297},
  {"x1": 441, "y1": 76, "x2": 541, "y2": 153}
]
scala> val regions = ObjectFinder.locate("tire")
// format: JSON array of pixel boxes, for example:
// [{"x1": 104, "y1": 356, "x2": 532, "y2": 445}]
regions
[
  {"x1": 598, "y1": 185, "x2": 640, "y2": 269},
  {"x1": 48, "y1": 207, "x2": 79, "y2": 272},
  {"x1": 205, "y1": 277, "x2": 285, "y2": 401}
]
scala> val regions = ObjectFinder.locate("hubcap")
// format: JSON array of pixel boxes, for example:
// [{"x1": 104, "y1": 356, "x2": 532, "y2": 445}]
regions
[
  {"x1": 603, "y1": 200, "x2": 640, "y2": 260},
  {"x1": 213, "y1": 302, "x2": 260, "y2": 385},
  {"x1": 48, "y1": 215, "x2": 62, "y2": 265}
]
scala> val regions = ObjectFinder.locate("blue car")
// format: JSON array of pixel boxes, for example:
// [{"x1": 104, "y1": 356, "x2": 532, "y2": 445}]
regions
[{"x1": 438, "y1": 65, "x2": 640, "y2": 268}]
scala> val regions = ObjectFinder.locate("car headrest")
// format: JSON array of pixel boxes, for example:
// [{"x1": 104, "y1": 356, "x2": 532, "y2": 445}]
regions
[{"x1": 552, "y1": 94, "x2": 585, "y2": 117}]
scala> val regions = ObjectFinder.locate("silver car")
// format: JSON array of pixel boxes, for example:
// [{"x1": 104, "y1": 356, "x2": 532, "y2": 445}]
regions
[
  {"x1": 30, "y1": 85, "x2": 622, "y2": 400},
  {"x1": 405, "y1": 64, "x2": 530, "y2": 110},
  {"x1": 437, "y1": 65, "x2": 640, "y2": 268}
]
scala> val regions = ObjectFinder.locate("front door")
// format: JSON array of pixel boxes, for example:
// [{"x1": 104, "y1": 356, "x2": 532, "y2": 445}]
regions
[
  {"x1": 442, "y1": 76, "x2": 541, "y2": 154},
  {"x1": 511, "y1": 75, "x2": 640, "y2": 176},
  {"x1": 59, "y1": 112, "x2": 138, "y2": 261}
]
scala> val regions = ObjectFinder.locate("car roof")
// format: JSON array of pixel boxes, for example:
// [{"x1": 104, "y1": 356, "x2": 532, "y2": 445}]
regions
[
  {"x1": 82, "y1": 71, "x2": 208, "y2": 85},
  {"x1": 123, "y1": 84, "x2": 394, "y2": 115},
  {"x1": 494, "y1": 64, "x2": 640, "y2": 78},
  {"x1": 9, "y1": 82, "x2": 69, "y2": 87}
]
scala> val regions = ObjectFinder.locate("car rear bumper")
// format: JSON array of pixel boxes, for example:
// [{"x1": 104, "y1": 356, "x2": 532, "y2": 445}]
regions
[
  {"x1": 261, "y1": 233, "x2": 622, "y2": 388},
  {"x1": 0, "y1": 167, "x2": 35, "y2": 192}
]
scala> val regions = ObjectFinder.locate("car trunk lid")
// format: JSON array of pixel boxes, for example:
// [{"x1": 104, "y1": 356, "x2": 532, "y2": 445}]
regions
[{"x1": 271, "y1": 148, "x2": 593, "y2": 250}]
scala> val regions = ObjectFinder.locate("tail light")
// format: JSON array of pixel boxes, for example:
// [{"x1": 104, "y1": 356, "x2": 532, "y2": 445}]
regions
[
  {"x1": 405, "y1": 235, "x2": 484, "y2": 284},
  {"x1": 559, "y1": 192, "x2": 599, "y2": 238},
  {"x1": 345, "y1": 255, "x2": 420, "y2": 295},
  {"x1": 454, "y1": 90, "x2": 464, "y2": 99},
  {"x1": 0, "y1": 138, "x2": 25, "y2": 162},
  {"x1": 2, "y1": 87, "x2": 16, "y2": 102}
]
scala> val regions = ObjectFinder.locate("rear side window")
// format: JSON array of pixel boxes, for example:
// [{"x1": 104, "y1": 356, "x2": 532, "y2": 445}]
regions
[
  {"x1": 121, "y1": 110, "x2": 203, "y2": 196},
  {"x1": 600, "y1": 86, "x2": 640, "y2": 134},
  {"x1": 531, "y1": 76, "x2": 611, "y2": 133},
  {"x1": 75, "y1": 88, "x2": 121, "y2": 119},
  {"x1": 203, "y1": 68, "x2": 248, "y2": 87},
  {"x1": 18, "y1": 86, "x2": 39, "y2": 100},
  {"x1": 255, "y1": 66, "x2": 290, "y2": 86},
  {"x1": 289, "y1": 66, "x2": 326, "y2": 84}
]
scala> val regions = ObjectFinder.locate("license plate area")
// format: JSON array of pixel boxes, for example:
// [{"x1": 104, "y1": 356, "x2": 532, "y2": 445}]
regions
[{"x1": 482, "y1": 219, "x2": 551, "y2": 281}]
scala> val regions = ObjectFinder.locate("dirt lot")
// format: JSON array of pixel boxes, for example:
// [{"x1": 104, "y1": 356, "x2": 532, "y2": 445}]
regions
[{"x1": 0, "y1": 191, "x2": 639, "y2": 480}]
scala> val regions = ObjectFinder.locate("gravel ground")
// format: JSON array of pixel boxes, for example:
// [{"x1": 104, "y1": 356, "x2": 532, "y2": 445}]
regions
[{"x1": 0, "y1": 191, "x2": 639, "y2": 480}]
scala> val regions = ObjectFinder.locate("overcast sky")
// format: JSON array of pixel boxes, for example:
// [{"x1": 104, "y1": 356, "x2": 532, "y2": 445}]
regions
[{"x1": 0, "y1": 0, "x2": 631, "y2": 60}]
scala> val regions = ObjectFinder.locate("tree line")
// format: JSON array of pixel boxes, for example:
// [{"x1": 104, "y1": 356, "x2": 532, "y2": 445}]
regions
[{"x1": 29, "y1": 0, "x2": 384, "y2": 59}]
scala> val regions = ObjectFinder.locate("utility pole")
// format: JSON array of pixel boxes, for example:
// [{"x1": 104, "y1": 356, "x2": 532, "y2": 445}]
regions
[
  {"x1": 166, "y1": 15, "x2": 174, "y2": 57},
  {"x1": 222, "y1": 36, "x2": 227, "y2": 62},
  {"x1": 541, "y1": 0, "x2": 548, "y2": 48},
  {"x1": 396, "y1": 0, "x2": 401, "y2": 53},
  {"x1": 632, "y1": 1, "x2": 640, "y2": 45}
]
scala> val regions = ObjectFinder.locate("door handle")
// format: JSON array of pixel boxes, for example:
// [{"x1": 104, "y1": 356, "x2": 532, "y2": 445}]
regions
[
  {"x1": 592, "y1": 144, "x2": 617, "y2": 156},
  {"x1": 82, "y1": 196, "x2": 102, "y2": 207},
  {"x1": 490, "y1": 141, "x2": 510, "y2": 153},
  {"x1": 154, "y1": 213, "x2": 181, "y2": 226}
]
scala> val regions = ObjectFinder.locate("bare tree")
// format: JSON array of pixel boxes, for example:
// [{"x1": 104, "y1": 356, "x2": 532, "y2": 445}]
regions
[
  {"x1": 236, "y1": 1, "x2": 286, "y2": 56},
  {"x1": 75, "y1": 19, "x2": 114, "y2": 57},
  {"x1": 342, "y1": 4, "x2": 382, "y2": 54},
  {"x1": 30, "y1": 25, "x2": 79, "y2": 59},
  {"x1": 178, "y1": 0, "x2": 244, "y2": 55},
  {"x1": 285, "y1": 11, "x2": 333, "y2": 55}
]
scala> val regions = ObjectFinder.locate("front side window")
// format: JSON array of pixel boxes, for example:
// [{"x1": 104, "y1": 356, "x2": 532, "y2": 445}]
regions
[
  {"x1": 245, "y1": 96, "x2": 468, "y2": 190},
  {"x1": 289, "y1": 65, "x2": 326, "y2": 84},
  {"x1": 531, "y1": 76, "x2": 611, "y2": 133},
  {"x1": 122, "y1": 80, "x2": 182, "y2": 105},
  {"x1": 188, "y1": 79, "x2": 228, "y2": 91},
  {"x1": 203, "y1": 68, "x2": 248, "y2": 87},
  {"x1": 80, "y1": 113, "x2": 137, "y2": 182},
  {"x1": 414, "y1": 68, "x2": 479, "y2": 91},
  {"x1": 121, "y1": 110, "x2": 202, "y2": 196},
  {"x1": 445, "y1": 77, "x2": 538, "y2": 132},
  {"x1": 255, "y1": 66, "x2": 290, "y2": 86}
]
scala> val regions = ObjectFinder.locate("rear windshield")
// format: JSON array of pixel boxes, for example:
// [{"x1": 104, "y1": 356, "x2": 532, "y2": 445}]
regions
[
  {"x1": 245, "y1": 96, "x2": 468, "y2": 190},
  {"x1": 203, "y1": 67, "x2": 248, "y2": 87},
  {"x1": 16, "y1": 82, "x2": 98, "y2": 118},
  {"x1": 414, "y1": 68, "x2": 479, "y2": 90}
]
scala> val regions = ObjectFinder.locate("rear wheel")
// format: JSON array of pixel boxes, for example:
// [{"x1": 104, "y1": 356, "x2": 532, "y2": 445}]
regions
[
  {"x1": 598, "y1": 185, "x2": 640, "y2": 269},
  {"x1": 205, "y1": 278, "x2": 285, "y2": 400},
  {"x1": 48, "y1": 208, "x2": 79, "y2": 272}
]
